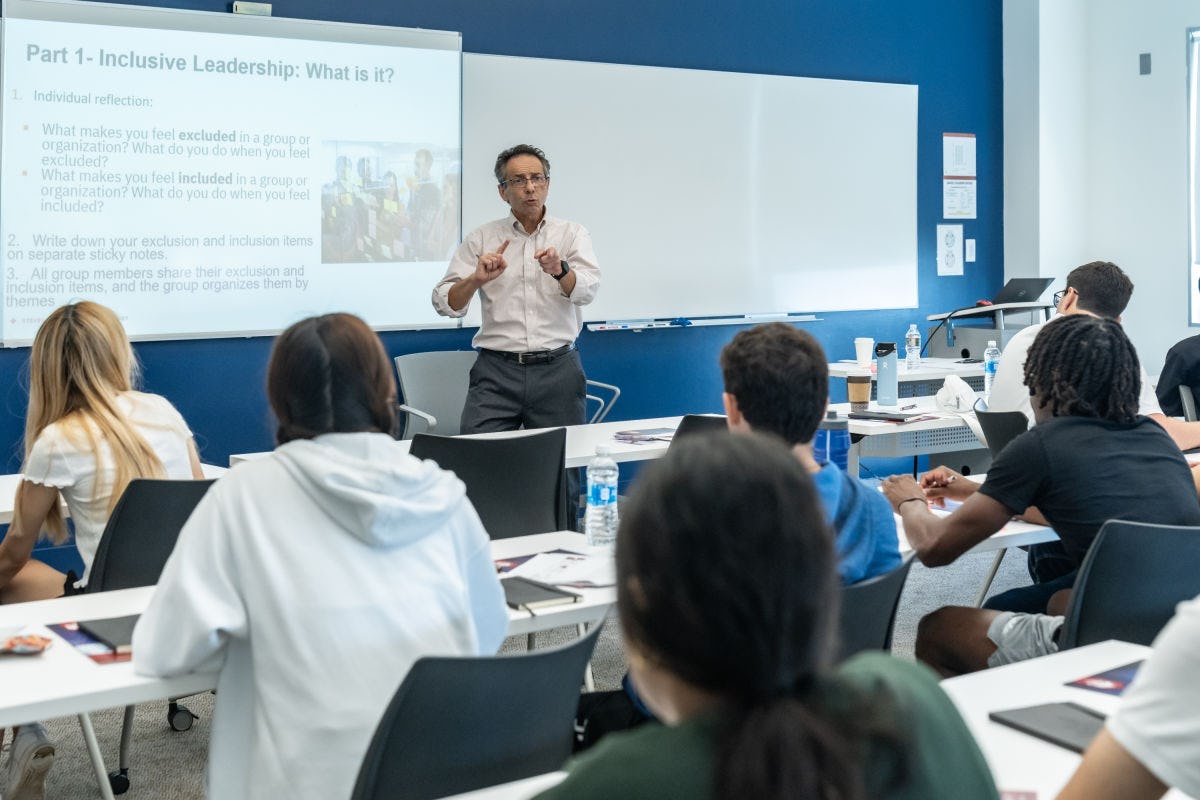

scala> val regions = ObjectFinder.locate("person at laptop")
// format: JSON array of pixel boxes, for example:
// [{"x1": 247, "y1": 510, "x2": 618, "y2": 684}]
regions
[
  {"x1": 989, "y1": 261, "x2": 1200, "y2": 449},
  {"x1": 133, "y1": 313, "x2": 508, "y2": 800},
  {"x1": 538, "y1": 433, "x2": 998, "y2": 800},
  {"x1": 720, "y1": 322, "x2": 902, "y2": 583},
  {"x1": 1056, "y1": 594, "x2": 1200, "y2": 800},
  {"x1": 881, "y1": 315, "x2": 1200, "y2": 676}
]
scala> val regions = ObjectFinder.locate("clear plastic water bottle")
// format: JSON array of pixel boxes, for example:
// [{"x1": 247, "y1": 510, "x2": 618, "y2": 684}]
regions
[
  {"x1": 585, "y1": 445, "x2": 619, "y2": 548},
  {"x1": 905, "y1": 324, "x2": 921, "y2": 371},
  {"x1": 813, "y1": 411, "x2": 850, "y2": 471},
  {"x1": 983, "y1": 340, "x2": 1002, "y2": 398}
]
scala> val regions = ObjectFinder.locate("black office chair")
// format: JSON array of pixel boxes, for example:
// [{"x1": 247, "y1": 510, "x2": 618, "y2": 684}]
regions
[
  {"x1": 410, "y1": 428, "x2": 568, "y2": 539},
  {"x1": 836, "y1": 557, "x2": 913, "y2": 662},
  {"x1": 970, "y1": 404, "x2": 1035, "y2": 604},
  {"x1": 88, "y1": 479, "x2": 215, "y2": 592},
  {"x1": 973, "y1": 406, "x2": 1029, "y2": 458},
  {"x1": 86, "y1": 478, "x2": 216, "y2": 794},
  {"x1": 1059, "y1": 520, "x2": 1200, "y2": 649},
  {"x1": 668, "y1": 414, "x2": 728, "y2": 446},
  {"x1": 351, "y1": 623, "x2": 604, "y2": 800}
]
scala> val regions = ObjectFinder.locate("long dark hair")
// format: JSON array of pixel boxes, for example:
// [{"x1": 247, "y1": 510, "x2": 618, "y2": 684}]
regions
[
  {"x1": 617, "y1": 433, "x2": 900, "y2": 800},
  {"x1": 267, "y1": 313, "x2": 398, "y2": 444}
]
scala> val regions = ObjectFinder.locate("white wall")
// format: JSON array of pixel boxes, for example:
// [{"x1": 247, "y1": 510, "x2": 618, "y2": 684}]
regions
[
  {"x1": 1006, "y1": 0, "x2": 1200, "y2": 373},
  {"x1": 1004, "y1": 0, "x2": 1041, "y2": 279},
  {"x1": 1003, "y1": 0, "x2": 1088, "y2": 286},
  {"x1": 1037, "y1": 0, "x2": 1089, "y2": 284},
  {"x1": 1084, "y1": 0, "x2": 1197, "y2": 373}
]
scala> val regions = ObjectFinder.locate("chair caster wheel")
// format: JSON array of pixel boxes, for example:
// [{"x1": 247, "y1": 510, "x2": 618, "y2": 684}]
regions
[
  {"x1": 168, "y1": 702, "x2": 198, "y2": 732},
  {"x1": 108, "y1": 769, "x2": 130, "y2": 794}
]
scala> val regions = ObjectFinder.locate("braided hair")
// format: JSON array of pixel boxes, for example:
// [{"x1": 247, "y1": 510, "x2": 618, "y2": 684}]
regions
[{"x1": 1023, "y1": 314, "x2": 1140, "y2": 422}]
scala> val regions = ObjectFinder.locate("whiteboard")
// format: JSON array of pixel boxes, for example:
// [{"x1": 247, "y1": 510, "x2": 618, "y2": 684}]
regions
[{"x1": 463, "y1": 54, "x2": 918, "y2": 322}]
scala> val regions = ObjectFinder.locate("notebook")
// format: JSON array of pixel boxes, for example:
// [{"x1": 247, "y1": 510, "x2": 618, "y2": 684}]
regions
[
  {"x1": 988, "y1": 702, "x2": 1106, "y2": 753},
  {"x1": 501, "y1": 577, "x2": 582, "y2": 611},
  {"x1": 77, "y1": 614, "x2": 140, "y2": 655}
]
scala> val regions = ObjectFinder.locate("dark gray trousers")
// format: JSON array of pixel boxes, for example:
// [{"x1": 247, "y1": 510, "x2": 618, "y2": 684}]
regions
[{"x1": 461, "y1": 348, "x2": 587, "y2": 524}]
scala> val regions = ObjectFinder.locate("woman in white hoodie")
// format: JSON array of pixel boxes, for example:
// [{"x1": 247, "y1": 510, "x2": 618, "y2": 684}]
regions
[{"x1": 133, "y1": 313, "x2": 509, "y2": 800}]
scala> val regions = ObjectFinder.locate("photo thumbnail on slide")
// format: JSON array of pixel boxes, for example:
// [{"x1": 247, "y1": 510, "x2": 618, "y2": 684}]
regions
[
  {"x1": 0, "y1": 0, "x2": 462, "y2": 344},
  {"x1": 320, "y1": 141, "x2": 460, "y2": 264}
]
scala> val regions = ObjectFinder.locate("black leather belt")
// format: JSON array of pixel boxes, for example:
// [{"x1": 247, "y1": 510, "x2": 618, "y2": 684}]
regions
[{"x1": 482, "y1": 344, "x2": 574, "y2": 365}]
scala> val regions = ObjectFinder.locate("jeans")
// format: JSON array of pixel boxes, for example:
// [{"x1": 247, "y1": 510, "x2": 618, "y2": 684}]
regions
[
  {"x1": 983, "y1": 568, "x2": 1078, "y2": 614},
  {"x1": 1027, "y1": 540, "x2": 1076, "y2": 584}
]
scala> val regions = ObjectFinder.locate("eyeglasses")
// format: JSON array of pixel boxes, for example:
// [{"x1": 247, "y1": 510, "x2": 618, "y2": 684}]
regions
[
  {"x1": 1053, "y1": 288, "x2": 1074, "y2": 307},
  {"x1": 500, "y1": 174, "x2": 548, "y2": 189}
]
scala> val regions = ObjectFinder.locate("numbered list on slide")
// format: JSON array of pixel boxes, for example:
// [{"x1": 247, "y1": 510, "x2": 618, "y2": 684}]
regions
[{"x1": 0, "y1": 15, "x2": 461, "y2": 342}]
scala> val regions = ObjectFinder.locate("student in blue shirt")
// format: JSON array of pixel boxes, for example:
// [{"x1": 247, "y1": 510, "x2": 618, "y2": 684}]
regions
[
  {"x1": 720, "y1": 322, "x2": 902, "y2": 583},
  {"x1": 576, "y1": 324, "x2": 902, "y2": 748}
]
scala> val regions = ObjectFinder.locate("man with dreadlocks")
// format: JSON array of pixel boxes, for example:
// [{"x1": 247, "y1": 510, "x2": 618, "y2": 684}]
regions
[{"x1": 881, "y1": 315, "x2": 1200, "y2": 676}]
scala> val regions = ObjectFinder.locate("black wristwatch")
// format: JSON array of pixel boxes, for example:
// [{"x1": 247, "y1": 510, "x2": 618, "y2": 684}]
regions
[{"x1": 553, "y1": 260, "x2": 570, "y2": 281}]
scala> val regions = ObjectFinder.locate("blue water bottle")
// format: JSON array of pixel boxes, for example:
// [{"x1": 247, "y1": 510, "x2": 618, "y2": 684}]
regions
[
  {"x1": 875, "y1": 342, "x2": 898, "y2": 406},
  {"x1": 813, "y1": 411, "x2": 850, "y2": 470}
]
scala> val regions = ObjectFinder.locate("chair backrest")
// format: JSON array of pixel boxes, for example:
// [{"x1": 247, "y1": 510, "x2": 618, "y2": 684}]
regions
[
  {"x1": 1059, "y1": 519, "x2": 1200, "y2": 649},
  {"x1": 87, "y1": 478, "x2": 216, "y2": 592},
  {"x1": 352, "y1": 623, "x2": 604, "y2": 800},
  {"x1": 394, "y1": 351, "x2": 478, "y2": 439},
  {"x1": 1181, "y1": 385, "x2": 1198, "y2": 422},
  {"x1": 974, "y1": 408, "x2": 1029, "y2": 458},
  {"x1": 584, "y1": 379, "x2": 621, "y2": 424},
  {"x1": 669, "y1": 414, "x2": 728, "y2": 446},
  {"x1": 836, "y1": 557, "x2": 913, "y2": 661},
  {"x1": 410, "y1": 428, "x2": 567, "y2": 538}
]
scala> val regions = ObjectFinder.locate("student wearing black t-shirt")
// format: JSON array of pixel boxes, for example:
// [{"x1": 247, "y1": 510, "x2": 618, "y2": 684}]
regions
[{"x1": 881, "y1": 315, "x2": 1200, "y2": 676}]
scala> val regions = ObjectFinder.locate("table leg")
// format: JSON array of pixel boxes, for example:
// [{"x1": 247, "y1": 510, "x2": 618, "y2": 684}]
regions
[
  {"x1": 77, "y1": 713, "x2": 116, "y2": 800},
  {"x1": 848, "y1": 440, "x2": 862, "y2": 478},
  {"x1": 578, "y1": 622, "x2": 595, "y2": 691},
  {"x1": 973, "y1": 549, "x2": 1007, "y2": 607}
]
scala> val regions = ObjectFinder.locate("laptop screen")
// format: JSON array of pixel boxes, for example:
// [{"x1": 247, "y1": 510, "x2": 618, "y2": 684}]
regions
[{"x1": 992, "y1": 278, "x2": 1053, "y2": 305}]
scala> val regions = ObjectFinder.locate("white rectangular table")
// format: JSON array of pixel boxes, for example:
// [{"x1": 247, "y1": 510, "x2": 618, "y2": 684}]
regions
[
  {"x1": 440, "y1": 772, "x2": 566, "y2": 799},
  {"x1": 831, "y1": 395, "x2": 985, "y2": 476},
  {"x1": 829, "y1": 356, "x2": 985, "y2": 397},
  {"x1": 942, "y1": 640, "x2": 1193, "y2": 799},
  {"x1": 0, "y1": 531, "x2": 611, "y2": 800},
  {"x1": 494, "y1": 531, "x2": 614, "y2": 636},
  {"x1": 232, "y1": 409, "x2": 985, "y2": 481},
  {"x1": 232, "y1": 416, "x2": 683, "y2": 470},
  {"x1": 0, "y1": 463, "x2": 228, "y2": 526}
]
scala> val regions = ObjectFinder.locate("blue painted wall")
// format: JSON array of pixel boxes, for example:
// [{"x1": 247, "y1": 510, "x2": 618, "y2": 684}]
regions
[
  {"x1": 2, "y1": 0, "x2": 1004, "y2": 464},
  {"x1": 8, "y1": 0, "x2": 1003, "y2": 567}
]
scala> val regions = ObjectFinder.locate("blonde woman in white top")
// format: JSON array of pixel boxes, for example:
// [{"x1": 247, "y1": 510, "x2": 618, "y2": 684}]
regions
[
  {"x1": 1, "y1": 301, "x2": 202, "y2": 799},
  {"x1": 3, "y1": 301, "x2": 203, "y2": 604}
]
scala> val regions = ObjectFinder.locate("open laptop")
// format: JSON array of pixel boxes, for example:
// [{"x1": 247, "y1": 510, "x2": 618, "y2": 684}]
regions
[{"x1": 991, "y1": 277, "x2": 1054, "y2": 305}]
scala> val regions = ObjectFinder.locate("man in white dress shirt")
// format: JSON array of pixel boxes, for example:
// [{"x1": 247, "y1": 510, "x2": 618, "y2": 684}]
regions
[{"x1": 433, "y1": 144, "x2": 600, "y2": 437}]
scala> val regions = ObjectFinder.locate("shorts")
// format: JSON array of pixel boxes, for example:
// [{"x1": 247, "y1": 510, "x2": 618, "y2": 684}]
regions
[
  {"x1": 986, "y1": 611, "x2": 1063, "y2": 667},
  {"x1": 61, "y1": 569, "x2": 85, "y2": 597}
]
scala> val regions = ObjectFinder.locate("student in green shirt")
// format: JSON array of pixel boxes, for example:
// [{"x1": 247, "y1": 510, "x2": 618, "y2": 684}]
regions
[{"x1": 537, "y1": 433, "x2": 998, "y2": 800}]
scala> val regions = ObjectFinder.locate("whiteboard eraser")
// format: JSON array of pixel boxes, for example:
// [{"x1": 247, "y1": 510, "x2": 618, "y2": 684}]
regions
[{"x1": 233, "y1": 2, "x2": 272, "y2": 15}]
